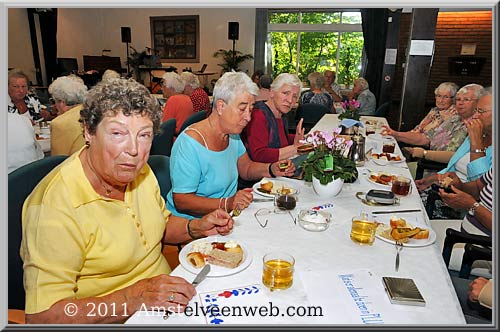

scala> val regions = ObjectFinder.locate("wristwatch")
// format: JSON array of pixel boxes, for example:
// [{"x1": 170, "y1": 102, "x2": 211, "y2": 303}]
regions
[
  {"x1": 472, "y1": 148, "x2": 486, "y2": 153},
  {"x1": 468, "y1": 202, "x2": 480, "y2": 216}
]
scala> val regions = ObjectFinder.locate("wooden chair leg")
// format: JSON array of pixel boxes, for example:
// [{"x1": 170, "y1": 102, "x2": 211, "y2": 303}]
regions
[{"x1": 8, "y1": 309, "x2": 26, "y2": 324}]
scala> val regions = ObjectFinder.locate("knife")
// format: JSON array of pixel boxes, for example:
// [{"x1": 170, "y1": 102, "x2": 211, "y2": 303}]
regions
[
  {"x1": 253, "y1": 198, "x2": 273, "y2": 202},
  {"x1": 163, "y1": 264, "x2": 211, "y2": 319},
  {"x1": 192, "y1": 264, "x2": 211, "y2": 287},
  {"x1": 371, "y1": 209, "x2": 422, "y2": 215}
]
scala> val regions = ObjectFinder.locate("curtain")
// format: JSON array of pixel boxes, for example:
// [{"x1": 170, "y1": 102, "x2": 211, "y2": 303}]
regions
[
  {"x1": 360, "y1": 8, "x2": 388, "y2": 108},
  {"x1": 38, "y1": 8, "x2": 58, "y2": 83}
]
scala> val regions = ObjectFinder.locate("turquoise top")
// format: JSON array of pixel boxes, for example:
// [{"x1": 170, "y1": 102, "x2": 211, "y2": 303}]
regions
[{"x1": 167, "y1": 131, "x2": 246, "y2": 219}]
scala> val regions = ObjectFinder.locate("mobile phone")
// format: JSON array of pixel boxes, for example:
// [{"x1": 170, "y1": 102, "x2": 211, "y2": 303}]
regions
[{"x1": 366, "y1": 189, "x2": 396, "y2": 205}]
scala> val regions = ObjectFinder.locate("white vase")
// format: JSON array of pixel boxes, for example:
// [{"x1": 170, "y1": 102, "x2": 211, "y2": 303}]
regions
[{"x1": 312, "y1": 176, "x2": 344, "y2": 198}]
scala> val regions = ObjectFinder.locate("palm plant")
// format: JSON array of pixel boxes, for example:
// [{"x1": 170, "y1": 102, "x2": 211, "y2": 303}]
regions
[{"x1": 213, "y1": 49, "x2": 253, "y2": 73}]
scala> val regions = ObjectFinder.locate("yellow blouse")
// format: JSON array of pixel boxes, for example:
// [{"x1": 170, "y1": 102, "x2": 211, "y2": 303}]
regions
[{"x1": 21, "y1": 149, "x2": 171, "y2": 314}]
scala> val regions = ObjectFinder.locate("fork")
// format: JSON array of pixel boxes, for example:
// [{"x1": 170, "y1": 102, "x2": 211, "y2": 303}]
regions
[{"x1": 395, "y1": 240, "x2": 403, "y2": 272}]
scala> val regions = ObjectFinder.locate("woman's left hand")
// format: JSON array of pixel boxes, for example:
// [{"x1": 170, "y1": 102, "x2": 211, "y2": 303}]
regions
[
  {"x1": 197, "y1": 209, "x2": 234, "y2": 236},
  {"x1": 293, "y1": 118, "x2": 305, "y2": 145},
  {"x1": 439, "y1": 185, "x2": 476, "y2": 210},
  {"x1": 464, "y1": 118, "x2": 484, "y2": 145},
  {"x1": 272, "y1": 160, "x2": 296, "y2": 177},
  {"x1": 404, "y1": 146, "x2": 425, "y2": 158}
]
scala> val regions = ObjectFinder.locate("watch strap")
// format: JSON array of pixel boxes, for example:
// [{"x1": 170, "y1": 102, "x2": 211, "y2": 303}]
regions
[
  {"x1": 468, "y1": 202, "x2": 480, "y2": 216},
  {"x1": 472, "y1": 148, "x2": 486, "y2": 153}
]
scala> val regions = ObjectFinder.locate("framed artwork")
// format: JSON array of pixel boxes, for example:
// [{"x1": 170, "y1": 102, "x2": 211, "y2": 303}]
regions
[{"x1": 150, "y1": 15, "x2": 199, "y2": 63}]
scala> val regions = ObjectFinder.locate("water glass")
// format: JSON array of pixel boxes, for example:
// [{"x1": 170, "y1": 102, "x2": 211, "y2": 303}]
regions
[{"x1": 262, "y1": 252, "x2": 295, "y2": 291}]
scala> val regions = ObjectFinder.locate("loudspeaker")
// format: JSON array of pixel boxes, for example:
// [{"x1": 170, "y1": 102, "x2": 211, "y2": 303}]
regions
[
  {"x1": 121, "y1": 27, "x2": 131, "y2": 43},
  {"x1": 228, "y1": 22, "x2": 239, "y2": 40}
]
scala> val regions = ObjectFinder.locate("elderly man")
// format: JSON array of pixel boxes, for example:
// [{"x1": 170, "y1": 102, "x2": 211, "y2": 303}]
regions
[
  {"x1": 322, "y1": 70, "x2": 343, "y2": 102},
  {"x1": 349, "y1": 77, "x2": 376, "y2": 115},
  {"x1": 161, "y1": 72, "x2": 195, "y2": 134}
]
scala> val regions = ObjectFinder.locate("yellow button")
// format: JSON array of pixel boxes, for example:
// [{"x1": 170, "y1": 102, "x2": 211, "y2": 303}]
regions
[{"x1": 136, "y1": 222, "x2": 140, "y2": 228}]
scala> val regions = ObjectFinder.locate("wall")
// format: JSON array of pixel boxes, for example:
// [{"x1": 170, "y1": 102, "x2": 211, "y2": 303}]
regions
[
  {"x1": 8, "y1": 8, "x2": 256, "y2": 84},
  {"x1": 392, "y1": 11, "x2": 492, "y2": 103}
]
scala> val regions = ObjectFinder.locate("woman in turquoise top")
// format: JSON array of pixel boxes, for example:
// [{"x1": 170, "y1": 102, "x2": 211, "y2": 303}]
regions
[{"x1": 167, "y1": 72, "x2": 296, "y2": 219}]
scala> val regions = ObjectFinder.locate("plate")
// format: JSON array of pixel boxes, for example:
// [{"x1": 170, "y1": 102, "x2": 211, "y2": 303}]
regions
[
  {"x1": 370, "y1": 153, "x2": 406, "y2": 165},
  {"x1": 367, "y1": 172, "x2": 397, "y2": 187},
  {"x1": 374, "y1": 215, "x2": 436, "y2": 247},
  {"x1": 252, "y1": 179, "x2": 298, "y2": 198},
  {"x1": 179, "y1": 236, "x2": 252, "y2": 277}
]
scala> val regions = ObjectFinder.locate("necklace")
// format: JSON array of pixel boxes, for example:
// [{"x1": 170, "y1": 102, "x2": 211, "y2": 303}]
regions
[{"x1": 86, "y1": 151, "x2": 115, "y2": 197}]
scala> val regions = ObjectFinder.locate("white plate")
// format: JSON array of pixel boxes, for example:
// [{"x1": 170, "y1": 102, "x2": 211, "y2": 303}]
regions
[
  {"x1": 252, "y1": 179, "x2": 298, "y2": 198},
  {"x1": 370, "y1": 153, "x2": 406, "y2": 166},
  {"x1": 179, "y1": 236, "x2": 252, "y2": 277},
  {"x1": 366, "y1": 172, "x2": 397, "y2": 187},
  {"x1": 374, "y1": 215, "x2": 436, "y2": 247}
]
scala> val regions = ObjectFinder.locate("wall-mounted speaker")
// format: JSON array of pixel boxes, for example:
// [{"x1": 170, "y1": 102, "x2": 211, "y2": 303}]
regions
[
  {"x1": 228, "y1": 22, "x2": 239, "y2": 40},
  {"x1": 121, "y1": 27, "x2": 131, "y2": 43}
]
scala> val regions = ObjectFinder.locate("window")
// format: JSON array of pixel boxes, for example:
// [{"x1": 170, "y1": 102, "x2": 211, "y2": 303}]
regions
[{"x1": 267, "y1": 10, "x2": 363, "y2": 87}]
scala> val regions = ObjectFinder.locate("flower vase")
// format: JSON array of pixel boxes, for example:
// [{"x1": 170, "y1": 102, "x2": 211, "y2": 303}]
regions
[{"x1": 312, "y1": 176, "x2": 344, "y2": 198}]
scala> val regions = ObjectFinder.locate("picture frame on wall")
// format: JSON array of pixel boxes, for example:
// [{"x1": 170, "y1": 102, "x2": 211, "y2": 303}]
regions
[{"x1": 150, "y1": 15, "x2": 199, "y2": 63}]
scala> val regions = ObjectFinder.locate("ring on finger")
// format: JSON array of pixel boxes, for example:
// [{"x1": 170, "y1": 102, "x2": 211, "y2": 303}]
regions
[{"x1": 169, "y1": 292, "x2": 175, "y2": 302}]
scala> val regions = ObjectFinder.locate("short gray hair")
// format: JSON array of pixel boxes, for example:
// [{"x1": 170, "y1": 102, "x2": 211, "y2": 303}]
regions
[
  {"x1": 162, "y1": 72, "x2": 185, "y2": 93},
  {"x1": 434, "y1": 82, "x2": 459, "y2": 99},
  {"x1": 180, "y1": 71, "x2": 201, "y2": 89},
  {"x1": 8, "y1": 68, "x2": 30, "y2": 84},
  {"x1": 101, "y1": 69, "x2": 121, "y2": 81},
  {"x1": 456, "y1": 83, "x2": 484, "y2": 99},
  {"x1": 479, "y1": 86, "x2": 492, "y2": 98},
  {"x1": 212, "y1": 72, "x2": 259, "y2": 107},
  {"x1": 354, "y1": 77, "x2": 369, "y2": 91},
  {"x1": 80, "y1": 77, "x2": 161, "y2": 135},
  {"x1": 307, "y1": 72, "x2": 324, "y2": 89},
  {"x1": 270, "y1": 73, "x2": 302, "y2": 91},
  {"x1": 48, "y1": 75, "x2": 88, "y2": 106}
]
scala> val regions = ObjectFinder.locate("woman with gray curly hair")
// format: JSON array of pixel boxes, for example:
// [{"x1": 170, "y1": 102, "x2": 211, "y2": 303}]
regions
[
  {"x1": 49, "y1": 75, "x2": 89, "y2": 155},
  {"x1": 299, "y1": 71, "x2": 333, "y2": 110},
  {"x1": 167, "y1": 72, "x2": 296, "y2": 220},
  {"x1": 21, "y1": 77, "x2": 233, "y2": 323},
  {"x1": 161, "y1": 71, "x2": 194, "y2": 134}
]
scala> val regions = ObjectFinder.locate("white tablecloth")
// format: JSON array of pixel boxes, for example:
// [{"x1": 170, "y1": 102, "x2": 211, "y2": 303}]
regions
[{"x1": 126, "y1": 114, "x2": 466, "y2": 325}]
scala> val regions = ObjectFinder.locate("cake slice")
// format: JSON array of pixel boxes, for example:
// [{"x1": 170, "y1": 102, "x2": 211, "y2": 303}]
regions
[{"x1": 207, "y1": 248, "x2": 243, "y2": 268}]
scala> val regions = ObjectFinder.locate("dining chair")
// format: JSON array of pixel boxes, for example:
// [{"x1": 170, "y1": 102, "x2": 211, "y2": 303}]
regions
[
  {"x1": 147, "y1": 155, "x2": 171, "y2": 201},
  {"x1": 8, "y1": 155, "x2": 68, "y2": 322},
  {"x1": 374, "y1": 101, "x2": 391, "y2": 117},
  {"x1": 150, "y1": 118, "x2": 176, "y2": 157},
  {"x1": 179, "y1": 110, "x2": 207, "y2": 133},
  {"x1": 294, "y1": 103, "x2": 330, "y2": 133}
]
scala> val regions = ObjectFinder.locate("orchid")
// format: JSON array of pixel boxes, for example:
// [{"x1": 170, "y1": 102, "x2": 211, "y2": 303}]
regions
[
  {"x1": 300, "y1": 129, "x2": 358, "y2": 184},
  {"x1": 338, "y1": 99, "x2": 361, "y2": 121}
]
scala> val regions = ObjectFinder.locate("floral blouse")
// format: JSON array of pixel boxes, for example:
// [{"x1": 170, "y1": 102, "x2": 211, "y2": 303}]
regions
[
  {"x1": 300, "y1": 91, "x2": 333, "y2": 110},
  {"x1": 8, "y1": 92, "x2": 43, "y2": 121},
  {"x1": 411, "y1": 105, "x2": 456, "y2": 133},
  {"x1": 425, "y1": 112, "x2": 468, "y2": 151}
]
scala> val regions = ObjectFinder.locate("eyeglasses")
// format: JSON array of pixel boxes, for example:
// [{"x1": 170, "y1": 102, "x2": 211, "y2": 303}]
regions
[
  {"x1": 455, "y1": 97, "x2": 477, "y2": 103},
  {"x1": 435, "y1": 94, "x2": 452, "y2": 99},
  {"x1": 254, "y1": 208, "x2": 296, "y2": 228},
  {"x1": 475, "y1": 107, "x2": 490, "y2": 114},
  {"x1": 49, "y1": 97, "x2": 56, "y2": 105}
]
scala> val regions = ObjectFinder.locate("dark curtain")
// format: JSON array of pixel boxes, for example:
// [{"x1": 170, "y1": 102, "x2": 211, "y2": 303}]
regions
[
  {"x1": 38, "y1": 8, "x2": 58, "y2": 84},
  {"x1": 360, "y1": 8, "x2": 388, "y2": 108}
]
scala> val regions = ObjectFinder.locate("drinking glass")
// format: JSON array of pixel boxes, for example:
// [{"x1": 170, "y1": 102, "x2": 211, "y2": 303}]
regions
[
  {"x1": 262, "y1": 252, "x2": 295, "y2": 291},
  {"x1": 350, "y1": 215, "x2": 377, "y2": 245},
  {"x1": 391, "y1": 176, "x2": 412, "y2": 196}
]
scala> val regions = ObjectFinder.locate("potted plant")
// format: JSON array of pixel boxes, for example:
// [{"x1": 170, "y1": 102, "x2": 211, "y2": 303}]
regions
[
  {"x1": 338, "y1": 99, "x2": 361, "y2": 121},
  {"x1": 126, "y1": 46, "x2": 148, "y2": 81},
  {"x1": 300, "y1": 128, "x2": 358, "y2": 197},
  {"x1": 213, "y1": 49, "x2": 254, "y2": 73}
]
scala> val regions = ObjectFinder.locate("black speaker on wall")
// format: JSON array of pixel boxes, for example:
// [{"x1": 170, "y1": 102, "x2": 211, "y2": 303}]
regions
[
  {"x1": 228, "y1": 22, "x2": 239, "y2": 40},
  {"x1": 121, "y1": 27, "x2": 131, "y2": 43}
]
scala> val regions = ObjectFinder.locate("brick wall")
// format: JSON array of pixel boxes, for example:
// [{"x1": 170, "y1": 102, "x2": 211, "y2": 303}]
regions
[{"x1": 392, "y1": 11, "x2": 492, "y2": 104}]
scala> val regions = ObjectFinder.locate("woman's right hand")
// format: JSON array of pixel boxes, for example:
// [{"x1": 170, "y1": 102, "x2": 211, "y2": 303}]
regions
[
  {"x1": 380, "y1": 125, "x2": 395, "y2": 137},
  {"x1": 415, "y1": 174, "x2": 436, "y2": 192},
  {"x1": 229, "y1": 189, "x2": 254, "y2": 211},
  {"x1": 127, "y1": 274, "x2": 196, "y2": 313},
  {"x1": 437, "y1": 172, "x2": 463, "y2": 190}
]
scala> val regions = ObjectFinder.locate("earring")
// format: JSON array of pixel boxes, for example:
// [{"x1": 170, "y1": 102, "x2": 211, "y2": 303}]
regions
[{"x1": 85, "y1": 141, "x2": 90, "y2": 147}]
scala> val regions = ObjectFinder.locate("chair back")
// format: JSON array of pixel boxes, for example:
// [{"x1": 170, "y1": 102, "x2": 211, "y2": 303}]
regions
[
  {"x1": 150, "y1": 119, "x2": 176, "y2": 157},
  {"x1": 295, "y1": 103, "x2": 330, "y2": 133},
  {"x1": 179, "y1": 110, "x2": 207, "y2": 133},
  {"x1": 147, "y1": 155, "x2": 171, "y2": 201},
  {"x1": 8, "y1": 155, "x2": 68, "y2": 310},
  {"x1": 374, "y1": 101, "x2": 391, "y2": 117}
]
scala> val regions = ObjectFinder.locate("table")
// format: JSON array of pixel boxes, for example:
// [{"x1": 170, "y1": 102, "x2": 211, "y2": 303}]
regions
[
  {"x1": 126, "y1": 114, "x2": 466, "y2": 325},
  {"x1": 34, "y1": 122, "x2": 51, "y2": 154}
]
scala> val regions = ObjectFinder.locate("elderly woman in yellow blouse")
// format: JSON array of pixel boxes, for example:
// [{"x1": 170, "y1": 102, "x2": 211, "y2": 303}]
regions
[
  {"x1": 21, "y1": 78, "x2": 233, "y2": 324},
  {"x1": 49, "y1": 75, "x2": 88, "y2": 155}
]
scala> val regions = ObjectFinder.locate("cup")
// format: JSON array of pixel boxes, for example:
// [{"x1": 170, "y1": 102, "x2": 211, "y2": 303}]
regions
[
  {"x1": 382, "y1": 142, "x2": 396, "y2": 153},
  {"x1": 274, "y1": 189, "x2": 297, "y2": 211},
  {"x1": 391, "y1": 176, "x2": 412, "y2": 196},
  {"x1": 350, "y1": 217, "x2": 377, "y2": 245},
  {"x1": 262, "y1": 252, "x2": 295, "y2": 291},
  {"x1": 365, "y1": 125, "x2": 376, "y2": 135}
]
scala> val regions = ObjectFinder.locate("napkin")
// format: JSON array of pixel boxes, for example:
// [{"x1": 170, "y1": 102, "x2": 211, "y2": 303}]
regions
[{"x1": 340, "y1": 119, "x2": 364, "y2": 128}]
